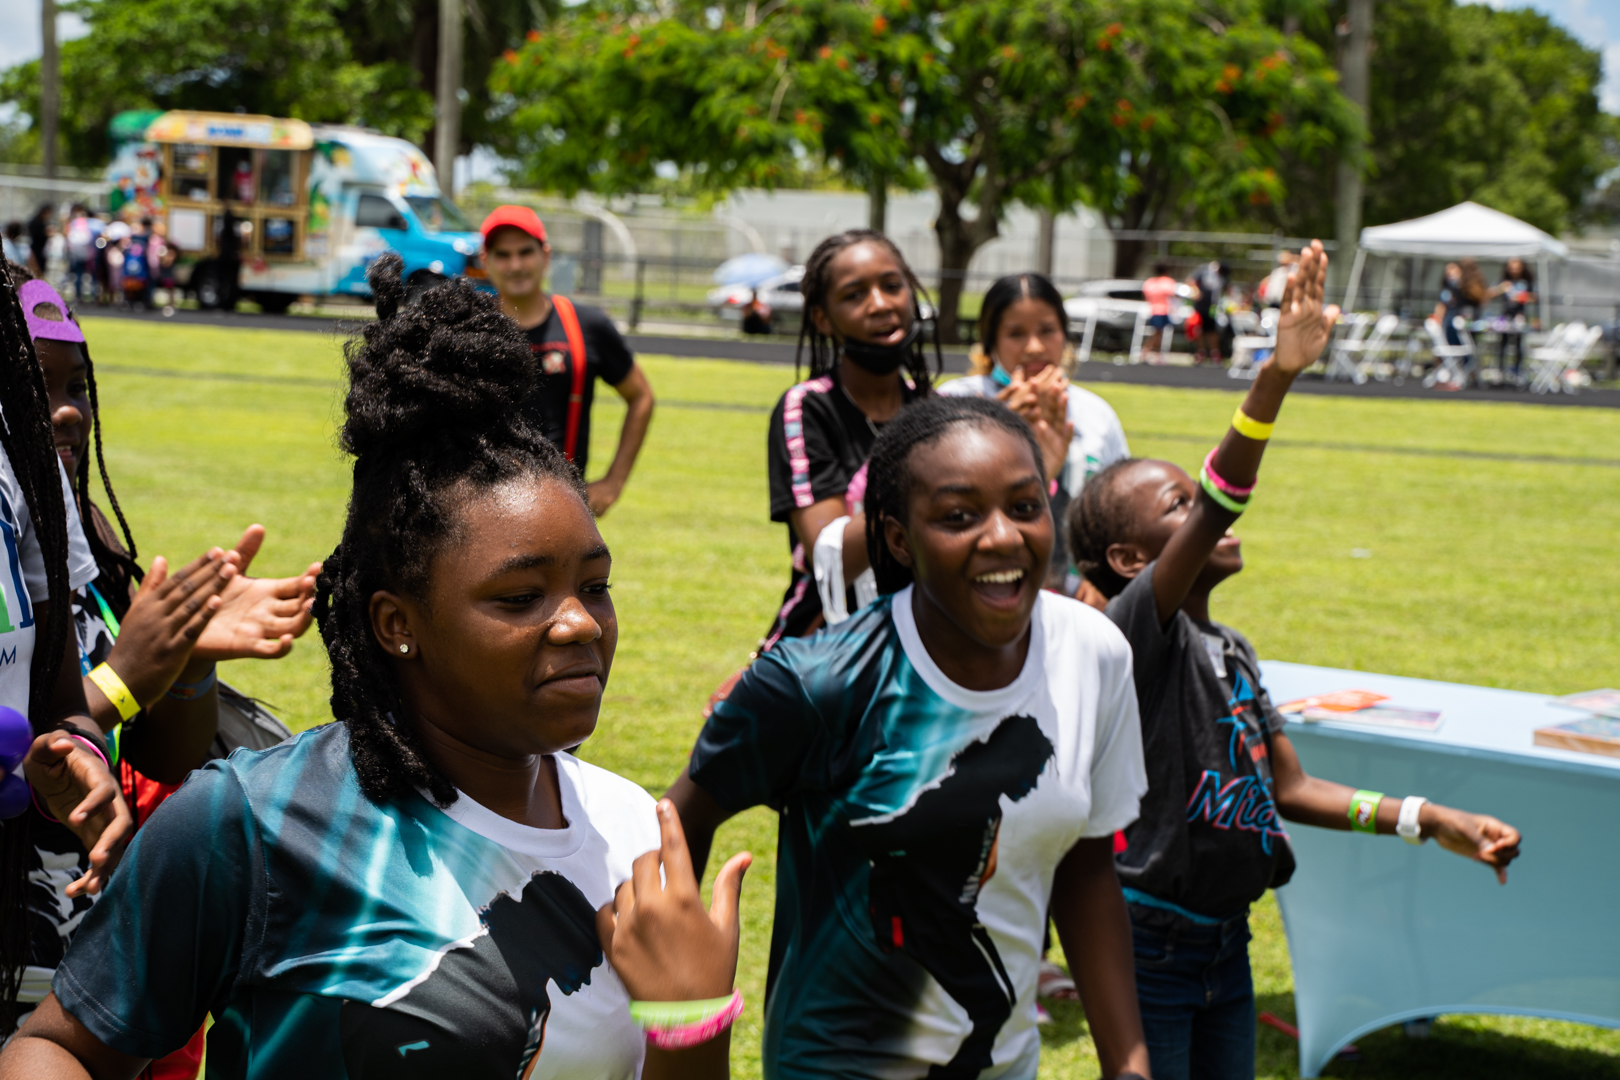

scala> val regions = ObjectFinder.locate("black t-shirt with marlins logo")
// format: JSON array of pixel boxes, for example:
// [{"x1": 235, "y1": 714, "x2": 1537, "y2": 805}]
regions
[
  {"x1": 1106, "y1": 564, "x2": 1296, "y2": 919},
  {"x1": 522, "y1": 300, "x2": 635, "y2": 477}
]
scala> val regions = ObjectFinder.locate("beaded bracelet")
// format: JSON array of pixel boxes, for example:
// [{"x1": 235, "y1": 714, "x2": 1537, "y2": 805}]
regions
[
  {"x1": 88, "y1": 663, "x2": 140, "y2": 722},
  {"x1": 167, "y1": 666, "x2": 218, "y2": 702},
  {"x1": 1198, "y1": 469, "x2": 1250, "y2": 515},
  {"x1": 1201, "y1": 449, "x2": 1256, "y2": 498},
  {"x1": 1231, "y1": 405, "x2": 1275, "y2": 442},
  {"x1": 630, "y1": 990, "x2": 745, "y2": 1050},
  {"x1": 1348, "y1": 789, "x2": 1384, "y2": 834}
]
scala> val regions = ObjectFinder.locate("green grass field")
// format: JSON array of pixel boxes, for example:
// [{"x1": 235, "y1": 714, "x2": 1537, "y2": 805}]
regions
[{"x1": 78, "y1": 316, "x2": 1620, "y2": 1079}]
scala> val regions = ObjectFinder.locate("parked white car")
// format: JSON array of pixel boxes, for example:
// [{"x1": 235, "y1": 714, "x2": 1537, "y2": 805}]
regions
[{"x1": 708, "y1": 265, "x2": 806, "y2": 322}]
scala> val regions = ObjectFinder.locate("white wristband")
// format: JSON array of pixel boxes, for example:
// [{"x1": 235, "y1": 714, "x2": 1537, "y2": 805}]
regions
[{"x1": 1397, "y1": 796, "x2": 1427, "y2": 845}]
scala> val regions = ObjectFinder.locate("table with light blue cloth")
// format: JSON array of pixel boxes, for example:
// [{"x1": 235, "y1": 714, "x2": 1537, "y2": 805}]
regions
[{"x1": 1258, "y1": 661, "x2": 1620, "y2": 1078}]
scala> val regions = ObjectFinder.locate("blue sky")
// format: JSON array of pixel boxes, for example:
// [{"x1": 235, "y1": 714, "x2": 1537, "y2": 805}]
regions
[
  {"x1": 1467, "y1": 0, "x2": 1619, "y2": 112},
  {"x1": 0, "y1": 0, "x2": 1615, "y2": 111}
]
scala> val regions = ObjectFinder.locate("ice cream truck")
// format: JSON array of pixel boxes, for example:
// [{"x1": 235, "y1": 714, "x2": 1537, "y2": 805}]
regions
[{"x1": 105, "y1": 110, "x2": 485, "y2": 311}]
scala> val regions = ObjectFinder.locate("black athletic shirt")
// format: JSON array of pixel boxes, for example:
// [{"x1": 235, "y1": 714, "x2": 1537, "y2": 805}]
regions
[
  {"x1": 1105, "y1": 564, "x2": 1295, "y2": 919},
  {"x1": 521, "y1": 301, "x2": 635, "y2": 477},
  {"x1": 762, "y1": 368, "x2": 921, "y2": 649}
]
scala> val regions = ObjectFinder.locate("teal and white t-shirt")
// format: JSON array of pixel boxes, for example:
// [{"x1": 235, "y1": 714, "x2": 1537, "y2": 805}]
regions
[
  {"x1": 55, "y1": 723, "x2": 661, "y2": 1078},
  {"x1": 0, "y1": 440, "x2": 97, "y2": 714},
  {"x1": 690, "y1": 588, "x2": 1146, "y2": 1079}
]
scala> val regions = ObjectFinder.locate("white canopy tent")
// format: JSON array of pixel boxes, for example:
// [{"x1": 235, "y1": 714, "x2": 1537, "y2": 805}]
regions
[{"x1": 1343, "y1": 201, "x2": 1568, "y2": 325}]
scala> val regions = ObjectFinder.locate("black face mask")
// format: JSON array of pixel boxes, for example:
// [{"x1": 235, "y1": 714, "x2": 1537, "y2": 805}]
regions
[{"x1": 840, "y1": 322, "x2": 921, "y2": 376}]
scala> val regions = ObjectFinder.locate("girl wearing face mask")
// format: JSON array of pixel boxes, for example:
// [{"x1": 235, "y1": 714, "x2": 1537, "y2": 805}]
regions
[{"x1": 758, "y1": 230, "x2": 941, "y2": 650}]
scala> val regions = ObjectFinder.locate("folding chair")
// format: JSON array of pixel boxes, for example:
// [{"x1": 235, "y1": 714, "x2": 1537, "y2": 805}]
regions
[
  {"x1": 1324, "y1": 314, "x2": 1374, "y2": 382},
  {"x1": 1326, "y1": 314, "x2": 1400, "y2": 384},
  {"x1": 1075, "y1": 303, "x2": 1148, "y2": 365},
  {"x1": 1229, "y1": 308, "x2": 1279, "y2": 380},
  {"x1": 1422, "y1": 317, "x2": 1474, "y2": 389},
  {"x1": 1531, "y1": 323, "x2": 1600, "y2": 395},
  {"x1": 1527, "y1": 323, "x2": 1576, "y2": 394}
]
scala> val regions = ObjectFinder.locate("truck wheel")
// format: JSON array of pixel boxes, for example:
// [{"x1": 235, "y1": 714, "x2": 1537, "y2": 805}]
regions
[
  {"x1": 194, "y1": 266, "x2": 223, "y2": 310},
  {"x1": 254, "y1": 293, "x2": 296, "y2": 315}
]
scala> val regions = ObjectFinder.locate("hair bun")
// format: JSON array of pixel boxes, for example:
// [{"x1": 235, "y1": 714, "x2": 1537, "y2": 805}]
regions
[{"x1": 341, "y1": 254, "x2": 536, "y2": 457}]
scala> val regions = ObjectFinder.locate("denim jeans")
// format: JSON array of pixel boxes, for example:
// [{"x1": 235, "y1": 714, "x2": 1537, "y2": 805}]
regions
[{"x1": 1129, "y1": 901, "x2": 1255, "y2": 1080}]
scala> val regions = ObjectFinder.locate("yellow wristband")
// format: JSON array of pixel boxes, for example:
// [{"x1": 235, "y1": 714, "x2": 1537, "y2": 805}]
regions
[
  {"x1": 88, "y1": 663, "x2": 140, "y2": 722},
  {"x1": 1231, "y1": 406, "x2": 1275, "y2": 442}
]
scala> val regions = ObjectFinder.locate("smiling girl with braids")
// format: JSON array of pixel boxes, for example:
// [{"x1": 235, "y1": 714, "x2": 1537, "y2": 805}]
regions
[
  {"x1": 672, "y1": 394, "x2": 1152, "y2": 1080},
  {"x1": 0, "y1": 263, "x2": 133, "y2": 1036},
  {"x1": 760, "y1": 229, "x2": 941, "y2": 650},
  {"x1": 2, "y1": 254, "x2": 751, "y2": 1080}
]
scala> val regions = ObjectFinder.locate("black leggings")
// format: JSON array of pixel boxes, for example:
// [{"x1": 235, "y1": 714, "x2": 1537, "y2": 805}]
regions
[{"x1": 1498, "y1": 330, "x2": 1524, "y2": 375}]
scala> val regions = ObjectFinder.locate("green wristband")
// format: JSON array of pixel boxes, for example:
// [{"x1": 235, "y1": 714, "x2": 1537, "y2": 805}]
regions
[
  {"x1": 1348, "y1": 789, "x2": 1384, "y2": 834},
  {"x1": 628, "y1": 994, "x2": 737, "y2": 1029},
  {"x1": 1199, "y1": 469, "x2": 1250, "y2": 514}
]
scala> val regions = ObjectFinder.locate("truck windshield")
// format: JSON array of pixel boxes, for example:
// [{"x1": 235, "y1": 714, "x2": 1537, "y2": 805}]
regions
[{"x1": 405, "y1": 196, "x2": 474, "y2": 233}]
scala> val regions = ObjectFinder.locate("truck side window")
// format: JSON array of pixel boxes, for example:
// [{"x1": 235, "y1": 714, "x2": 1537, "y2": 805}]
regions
[{"x1": 357, "y1": 195, "x2": 407, "y2": 231}]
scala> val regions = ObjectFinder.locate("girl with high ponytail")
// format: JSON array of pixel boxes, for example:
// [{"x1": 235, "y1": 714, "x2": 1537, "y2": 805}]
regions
[{"x1": 3, "y1": 255, "x2": 750, "y2": 1080}]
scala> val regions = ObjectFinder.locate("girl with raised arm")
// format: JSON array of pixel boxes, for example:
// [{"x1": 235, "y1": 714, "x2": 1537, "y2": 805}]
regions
[{"x1": 1068, "y1": 242, "x2": 1521, "y2": 1080}]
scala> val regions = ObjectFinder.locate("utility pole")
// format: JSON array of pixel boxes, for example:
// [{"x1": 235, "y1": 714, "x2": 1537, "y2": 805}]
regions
[
  {"x1": 40, "y1": 0, "x2": 59, "y2": 178},
  {"x1": 868, "y1": 171, "x2": 887, "y2": 233},
  {"x1": 1335, "y1": 0, "x2": 1373, "y2": 286},
  {"x1": 433, "y1": 0, "x2": 464, "y2": 193},
  {"x1": 1036, "y1": 208, "x2": 1055, "y2": 276}
]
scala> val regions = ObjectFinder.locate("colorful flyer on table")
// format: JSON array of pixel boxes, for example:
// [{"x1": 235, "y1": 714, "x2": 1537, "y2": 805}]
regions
[
  {"x1": 1300, "y1": 705, "x2": 1443, "y2": 732},
  {"x1": 1534, "y1": 716, "x2": 1620, "y2": 759},
  {"x1": 1277, "y1": 689, "x2": 1390, "y2": 715},
  {"x1": 1551, "y1": 690, "x2": 1620, "y2": 720}
]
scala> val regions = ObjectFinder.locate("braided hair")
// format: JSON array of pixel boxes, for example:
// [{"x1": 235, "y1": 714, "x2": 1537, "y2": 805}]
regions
[
  {"x1": 5, "y1": 261, "x2": 140, "y2": 601},
  {"x1": 862, "y1": 395, "x2": 1045, "y2": 596},
  {"x1": 313, "y1": 253, "x2": 586, "y2": 807},
  {"x1": 795, "y1": 229, "x2": 941, "y2": 389},
  {"x1": 0, "y1": 261, "x2": 74, "y2": 1031},
  {"x1": 1064, "y1": 457, "x2": 1145, "y2": 600}
]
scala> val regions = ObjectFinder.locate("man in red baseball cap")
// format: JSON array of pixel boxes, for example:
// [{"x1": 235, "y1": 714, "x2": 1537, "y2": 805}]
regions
[{"x1": 481, "y1": 205, "x2": 655, "y2": 517}]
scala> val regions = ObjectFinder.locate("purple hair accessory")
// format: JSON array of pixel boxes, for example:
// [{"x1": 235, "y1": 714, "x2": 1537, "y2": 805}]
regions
[{"x1": 19, "y1": 279, "x2": 85, "y2": 344}]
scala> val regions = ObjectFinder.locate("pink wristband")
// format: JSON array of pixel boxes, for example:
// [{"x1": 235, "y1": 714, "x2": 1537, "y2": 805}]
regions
[
  {"x1": 29, "y1": 732, "x2": 110, "y2": 824},
  {"x1": 1202, "y1": 448, "x2": 1256, "y2": 498},
  {"x1": 642, "y1": 990, "x2": 745, "y2": 1050}
]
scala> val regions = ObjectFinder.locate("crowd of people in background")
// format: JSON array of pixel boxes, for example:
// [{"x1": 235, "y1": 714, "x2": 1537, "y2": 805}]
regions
[
  {"x1": 0, "y1": 213, "x2": 1526, "y2": 1080},
  {"x1": 2, "y1": 204, "x2": 182, "y2": 313}
]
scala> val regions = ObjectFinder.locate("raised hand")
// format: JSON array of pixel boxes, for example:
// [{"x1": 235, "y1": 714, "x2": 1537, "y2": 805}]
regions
[
  {"x1": 1429, "y1": 807, "x2": 1522, "y2": 885},
  {"x1": 102, "y1": 551, "x2": 237, "y2": 708},
  {"x1": 22, "y1": 731, "x2": 132, "y2": 897},
  {"x1": 597, "y1": 799, "x2": 751, "y2": 1002},
  {"x1": 193, "y1": 526, "x2": 320, "y2": 661},
  {"x1": 1271, "y1": 240, "x2": 1341, "y2": 376},
  {"x1": 997, "y1": 366, "x2": 1073, "y2": 479}
]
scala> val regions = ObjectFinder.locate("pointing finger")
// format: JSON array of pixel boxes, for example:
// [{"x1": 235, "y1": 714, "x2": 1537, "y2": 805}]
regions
[{"x1": 708, "y1": 851, "x2": 752, "y2": 936}]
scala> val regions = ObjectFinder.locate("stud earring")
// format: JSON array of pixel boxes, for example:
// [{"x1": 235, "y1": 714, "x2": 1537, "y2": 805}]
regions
[{"x1": 398, "y1": 643, "x2": 410, "y2": 654}]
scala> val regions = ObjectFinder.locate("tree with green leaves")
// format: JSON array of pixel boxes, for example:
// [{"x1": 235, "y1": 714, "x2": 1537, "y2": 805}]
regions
[
  {"x1": 1270, "y1": 0, "x2": 1617, "y2": 238},
  {"x1": 0, "y1": 0, "x2": 560, "y2": 170},
  {"x1": 496, "y1": 0, "x2": 1357, "y2": 338},
  {"x1": 0, "y1": 0, "x2": 432, "y2": 168}
]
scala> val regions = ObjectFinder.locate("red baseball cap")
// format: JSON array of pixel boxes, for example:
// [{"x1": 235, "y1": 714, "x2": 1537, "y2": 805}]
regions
[{"x1": 480, "y1": 205, "x2": 547, "y2": 245}]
